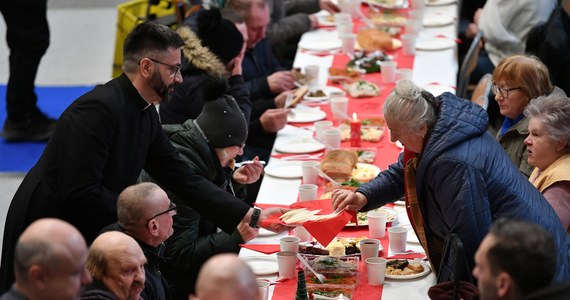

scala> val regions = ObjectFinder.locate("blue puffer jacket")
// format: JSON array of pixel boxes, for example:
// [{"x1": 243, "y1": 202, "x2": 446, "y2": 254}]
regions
[{"x1": 358, "y1": 92, "x2": 570, "y2": 282}]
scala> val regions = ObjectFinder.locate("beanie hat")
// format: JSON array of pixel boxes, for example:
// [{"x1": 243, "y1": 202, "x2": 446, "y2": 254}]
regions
[
  {"x1": 197, "y1": 8, "x2": 244, "y2": 65},
  {"x1": 195, "y1": 77, "x2": 248, "y2": 148}
]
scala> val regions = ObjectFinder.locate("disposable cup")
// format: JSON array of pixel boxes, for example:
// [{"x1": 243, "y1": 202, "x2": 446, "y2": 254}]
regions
[
  {"x1": 335, "y1": 12, "x2": 352, "y2": 24},
  {"x1": 411, "y1": 0, "x2": 425, "y2": 9},
  {"x1": 336, "y1": 21, "x2": 354, "y2": 36},
  {"x1": 314, "y1": 120, "x2": 333, "y2": 141},
  {"x1": 359, "y1": 238, "x2": 380, "y2": 262},
  {"x1": 367, "y1": 211, "x2": 387, "y2": 238},
  {"x1": 338, "y1": 0, "x2": 359, "y2": 18},
  {"x1": 298, "y1": 184, "x2": 318, "y2": 202},
  {"x1": 405, "y1": 18, "x2": 422, "y2": 35},
  {"x1": 408, "y1": 9, "x2": 424, "y2": 22},
  {"x1": 330, "y1": 97, "x2": 349, "y2": 121},
  {"x1": 401, "y1": 34, "x2": 417, "y2": 55},
  {"x1": 380, "y1": 61, "x2": 397, "y2": 84},
  {"x1": 301, "y1": 161, "x2": 320, "y2": 185},
  {"x1": 339, "y1": 33, "x2": 356, "y2": 57},
  {"x1": 388, "y1": 227, "x2": 408, "y2": 253},
  {"x1": 293, "y1": 226, "x2": 312, "y2": 242},
  {"x1": 304, "y1": 65, "x2": 320, "y2": 87},
  {"x1": 276, "y1": 251, "x2": 297, "y2": 278},
  {"x1": 257, "y1": 279, "x2": 270, "y2": 300},
  {"x1": 366, "y1": 257, "x2": 387, "y2": 285},
  {"x1": 396, "y1": 69, "x2": 413, "y2": 82},
  {"x1": 323, "y1": 129, "x2": 341, "y2": 154}
]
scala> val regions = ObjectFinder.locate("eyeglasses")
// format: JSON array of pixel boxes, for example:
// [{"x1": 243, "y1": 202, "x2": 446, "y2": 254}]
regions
[
  {"x1": 148, "y1": 58, "x2": 181, "y2": 77},
  {"x1": 491, "y1": 84, "x2": 521, "y2": 98},
  {"x1": 147, "y1": 201, "x2": 177, "y2": 223}
]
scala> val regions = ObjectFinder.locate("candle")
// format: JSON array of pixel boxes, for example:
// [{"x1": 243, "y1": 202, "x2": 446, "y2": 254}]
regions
[{"x1": 350, "y1": 112, "x2": 361, "y2": 147}]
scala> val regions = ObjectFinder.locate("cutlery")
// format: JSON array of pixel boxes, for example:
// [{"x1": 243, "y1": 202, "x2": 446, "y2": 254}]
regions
[
  {"x1": 234, "y1": 160, "x2": 266, "y2": 168},
  {"x1": 278, "y1": 153, "x2": 324, "y2": 161},
  {"x1": 313, "y1": 166, "x2": 343, "y2": 188},
  {"x1": 297, "y1": 254, "x2": 327, "y2": 284}
]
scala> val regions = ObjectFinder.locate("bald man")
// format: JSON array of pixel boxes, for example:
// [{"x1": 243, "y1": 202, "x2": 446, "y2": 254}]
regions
[
  {"x1": 81, "y1": 232, "x2": 146, "y2": 300},
  {"x1": 190, "y1": 254, "x2": 259, "y2": 300},
  {"x1": 0, "y1": 218, "x2": 91, "y2": 300},
  {"x1": 104, "y1": 182, "x2": 175, "y2": 300}
]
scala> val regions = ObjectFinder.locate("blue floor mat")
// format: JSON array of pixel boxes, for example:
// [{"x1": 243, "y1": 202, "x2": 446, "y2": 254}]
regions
[{"x1": 0, "y1": 85, "x2": 94, "y2": 172}]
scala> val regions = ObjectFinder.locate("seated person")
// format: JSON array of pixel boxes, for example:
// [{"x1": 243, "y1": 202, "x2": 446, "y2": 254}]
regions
[
  {"x1": 524, "y1": 94, "x2": 570, "y2": 232},
  {"x1": 104, "y1": 183, "x2": 177, "y2": 300},
  {"x1": 473, "y1": 218, "x2": 570, "y2": 299},
  {"x1": 81, "y1": 232, "x2": 147, "y2": 300},
  {"x1": 0, "y1": 218, "x2": 91, "y2": 300},
  {"x1": 189, "y1": 254, "x2": 259, "y2": 300},
  {"x1": 159, "y1": 8, "x2": 251, "y2": 125},
  {"x1": 141, "y1": 78, "x2": 263, "y2": 299}
]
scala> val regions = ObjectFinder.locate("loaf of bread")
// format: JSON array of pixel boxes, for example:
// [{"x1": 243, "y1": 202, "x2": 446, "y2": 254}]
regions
[
  {"x1": 357, "y1": 29, "x2": 401, "y2": 52},
  {"x1": 320, "y1": 150, "x2": 358, "y2": 181}
]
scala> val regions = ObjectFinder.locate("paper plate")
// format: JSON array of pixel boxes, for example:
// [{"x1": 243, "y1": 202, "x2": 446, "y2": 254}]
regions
[
  {"x1": 242, "y1": 256, "x2": 279, "y2": 276},
  {"x1": 317, "y1": 14, "x2": 336, "y2": 27},
  {"x1": 423, "y1": 15, "x2": 455, "y2": 27},
  {"x1": 303, "y1": 86, "x2": 346, "y2": 103},
  {"x1": 385, "y1": 260, "x2": 431, "y2": 279},
  {"x1": 258, "y1": 228, "x2": 279, "y2": 237},
  {"x1": 287, "y1": 108, "x2": 327, "y2": 123},
  {"x1": 298, "y1": 40, "x2": 342, "y2": 52},
  {"x1": 425, "y1": 0, "x2": 457, "y2": 6},
  {"x1": 274, "y1": 137, "x2": 326, "y2": 154},
  {"x1": 264, "y1": 161, "x2": 304, "y2": 179},
  {"x1": 415, "y1": 38, "x2": 455, "y2": 51}
]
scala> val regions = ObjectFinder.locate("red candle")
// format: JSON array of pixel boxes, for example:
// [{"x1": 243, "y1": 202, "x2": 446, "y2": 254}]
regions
[{"x1": 350, "y1": 112, "x2": 361, "y2": 147}]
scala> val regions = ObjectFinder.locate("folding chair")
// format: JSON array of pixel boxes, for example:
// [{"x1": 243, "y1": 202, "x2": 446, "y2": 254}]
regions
[
  {"x1": 457, "y1": 30, "x2": 483, "y2": 99},
  {"x1": 437, "y1": 233, "x2": 475, "y2": 300},
  {"x1": 471, "y1": 73, "x2": 492, "y2": 110}
]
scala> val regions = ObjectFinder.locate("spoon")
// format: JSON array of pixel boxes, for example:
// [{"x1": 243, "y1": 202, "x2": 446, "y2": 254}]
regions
[{"x1": 297, "y1": 254, "x2": 327, "y2": 284}]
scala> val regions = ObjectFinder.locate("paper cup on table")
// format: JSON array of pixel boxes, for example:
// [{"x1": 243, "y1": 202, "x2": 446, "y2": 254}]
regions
[
  {"x1": 298, "y1": 184, "x2": 318, "y2": 202},
  {"x1": 276, "y1": 251, "x2": 297, "y2": 278},
  {"x1": 401, "y1": 34, "x2": 417, "y2": 55},
  {"x1": 408, "y1": 9, "x2": 424, "y2": 22},
  {"x1": 257, "y1": 279, "x2": 270, "y2": 300},
  {"x1": 367, "y1": 211, "x2": 387, "y2": 238},
  {"x1": 411, "y1": 0, "x2": 425, "y2": 9},
  {"x1": 359, "y1": 238, "x2": 380, "y2": 262},
  {"x1": 314, "y1": 120, "x2": 333, "y2": 141},
  {"x1": 304, "y1": 65, "x2": 320, "y2": 87},
  {"x1": 396, "y1": 69, "x2": 413, "y2": 82},
  {"x1": 405, "y1": 18, "x2": 423, "y2": 35},
  {"x1": 336, "y1": 21, "x2": 354, "y2": 36},
  {"x1": 380, "y1": 61, "x2": 397, "y2": 84},
  {"x1": 280, "y1": 236, "x2": 300, "y2": 252},
  {"x1": 301, "y1": 161, "x2": 320, "y2": 185},
  {"x1": 388, "y1": 227, "x2": 408, "y2": 253},
  {"x1": 330, "y1": 97, "x2": 349, "y2": 121},
  {"x1": 323, "y1": 129, "x2": 341, "y2": 154},
  {"x1": 339, "y1": 33, "x2": 356, "y2": 57},
  {"x1": 366, "y1": 257, "x2": 387, "y2": 285},
  {"x1": 294, "y1": 226, "x2": 312, "y2": 242}
]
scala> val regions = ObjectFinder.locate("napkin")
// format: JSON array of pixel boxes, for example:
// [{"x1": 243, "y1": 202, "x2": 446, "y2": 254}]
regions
[{"x1": 239, "y1": 244, "x2": 281, "y2": 254}]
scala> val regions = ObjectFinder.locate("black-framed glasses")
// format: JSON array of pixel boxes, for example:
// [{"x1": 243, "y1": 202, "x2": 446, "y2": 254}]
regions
[
  {"x1": 147, "y1": 201, "x2": 177, "y2": 223},
  {"x1": 491, "y1": 84, "x2": 521, "y2": 98},
  {"x1": 148, "y1": 58, "x2": 181, "y2": 77}
]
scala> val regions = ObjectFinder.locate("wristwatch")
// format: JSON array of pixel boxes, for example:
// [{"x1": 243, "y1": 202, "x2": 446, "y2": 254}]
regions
[{"x1": 249, "y1": 207, "x2": 261, "y2": 228}]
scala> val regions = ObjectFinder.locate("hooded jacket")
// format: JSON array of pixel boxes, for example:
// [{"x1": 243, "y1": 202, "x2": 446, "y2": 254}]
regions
[{"x1": 357, "y1": 92, "x2": 570, "y2": 282}]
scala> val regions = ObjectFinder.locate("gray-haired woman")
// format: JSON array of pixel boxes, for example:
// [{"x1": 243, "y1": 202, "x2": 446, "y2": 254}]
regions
[
  {"x1": 331, "y1": 80, "x2": 570, "y2": 283},
  {"x1": 524, "y1": 94, "x2": 570, "y2": 232}
]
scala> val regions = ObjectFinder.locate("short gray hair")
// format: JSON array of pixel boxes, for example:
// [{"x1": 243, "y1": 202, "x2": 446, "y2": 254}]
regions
[
  {"x1": 383, "y1": 80, "x2": 438, "y2": 132},
  {"x1": 524, "y1": 94, "x2": 570, "y2": 153},
  {"x1": 14, "y1": 240, "x2": 57, "y2": 281},
  {"x1": 117, "y1": 182, "x2": 162, "y2": 228}
]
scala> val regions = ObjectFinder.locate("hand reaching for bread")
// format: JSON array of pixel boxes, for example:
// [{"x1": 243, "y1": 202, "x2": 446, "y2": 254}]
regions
[{"x1": 331, "y1": 189, "x2": 368, "y2": 212}]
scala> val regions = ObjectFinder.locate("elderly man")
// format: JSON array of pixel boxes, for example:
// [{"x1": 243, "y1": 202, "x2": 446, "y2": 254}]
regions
[
  {"x1": 473, "y1": 218, "x2": 570, "y2": 299},
  {"x1": 104, "y1": 183, "x2": 175, "y2": 300},
  {"x1": 0, "y1": 218, "x2": 91, "y2": 300},
  {"x1": 0, "y1": 21, "x2": 288, "y2": 292},
  {"x1": 82, "y1": 232, "x2": 147, "y2": 300},
  {"x1": 190, "y1": 254, "x2": 259, "y2": 300}
]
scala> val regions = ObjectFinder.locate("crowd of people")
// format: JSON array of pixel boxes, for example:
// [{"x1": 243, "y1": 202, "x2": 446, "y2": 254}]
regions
[{"x1": 1, "y1": 0, "x2": 570, "y2": 299}]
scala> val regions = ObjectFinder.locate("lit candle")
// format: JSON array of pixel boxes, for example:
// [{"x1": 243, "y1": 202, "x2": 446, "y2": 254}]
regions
[{"x1": 350, "y1": 112, "x2": 361, "y2": 147}]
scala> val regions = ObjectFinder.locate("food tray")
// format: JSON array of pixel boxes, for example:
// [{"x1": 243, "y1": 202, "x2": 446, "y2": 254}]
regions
[{"x1": 301, "y1": 255, "x2": 360, "y2": 289}]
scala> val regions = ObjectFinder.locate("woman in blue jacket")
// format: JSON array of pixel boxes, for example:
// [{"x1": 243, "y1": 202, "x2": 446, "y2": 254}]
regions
[{"x1": 332, "y1": 80, "x2": 570, "y2": 283}]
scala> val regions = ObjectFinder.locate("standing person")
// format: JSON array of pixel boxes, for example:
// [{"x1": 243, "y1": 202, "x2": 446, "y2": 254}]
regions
[
  {"x1": 0, "y1": 0, "x2": 56, "y2": 141},
  {"x1": 0, "y1": 21, "x2": 288, "y2": 293},
  {"x1": 0, "y1": 218, "x2": 92, "y2": 300},
  {"x1": 331, "y1": 80, "x2": 570, "y2": 282}
]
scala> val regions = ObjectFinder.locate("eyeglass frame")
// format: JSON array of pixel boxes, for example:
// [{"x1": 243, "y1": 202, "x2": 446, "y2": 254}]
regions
[
  {"x1": 491, "y1": 84, "x2": 521, "y2": 99},
  {"x1": 145, "y1": 58, "x2": 181, "y2": 77},
  {"x1": 147, "y1": 201, "x2": 177, "y2": 223}
]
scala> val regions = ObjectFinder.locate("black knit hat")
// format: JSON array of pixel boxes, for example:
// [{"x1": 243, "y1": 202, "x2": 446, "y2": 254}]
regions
[
  {"x1": 195, "y1": 77, "x2": 248, "y2": 148},
  {"x1": 197, "y1": 8, "x2": 244, "y2": 65}
]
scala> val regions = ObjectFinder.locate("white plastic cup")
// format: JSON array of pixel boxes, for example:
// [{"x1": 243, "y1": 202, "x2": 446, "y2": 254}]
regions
[
  {"x1": 294, "y1": 226, "x2": 312, "y2": 242},
  {"x1": 336, "y1": 21, "x2": 354, "y2": 36},
  {"x1": 366, "y1": 257, "x2": 387, "y2": 285},
  {"x1": 338, "y1": 0, "x2": 359, "y2": 18},
  {"x1": 314, "y1": 120, "x2": 333, "y2": 141},
  {"x1": 388, "y1": 227, "x2": 408, "y2": 253},
  {"x1": 257, "y1": 279, "x2": 270, "y2": 300},
  {"x1": 330, "y1": 97, "x2": 349, "y2": 121},
  {"x1": 380, "y1": 61, "x2": 397, "y2": 84},
  {"x1": 339, "y1": 33, "x2": 356, "y2": 57},
  {"x1": 335, "y1": 12, "x2": 351, "y2": 24},
  {"x1": 304, "y1": 65, "x2": 320, "y2": 87},
  {"x1": 401, "y1": 34, "x2": 417, "y2": 55},
  {"x1": 280, "y1": 236, "x2": 301, "y2": 252},
  {"x1": 408, "y1": 9, "x2": 424, "y2": 22},
  {"x1": 301, "y1": 161, "x2": 320, "y2": 185},
  {"x1": 405, "y1": 18, "x2": 422, "y2": 35},
  {"x1": 359, "y1": 238, "x2": 380, "y2": 262},
  {"x1": 411, "y1": 0, "x2": 425, "y2": 10},
  {"x1": 276, "y1": 251, "x2": 297, "y2": 278},
  {"x1": 298, "y1": 184, "x2": 318, "y2": 202},
  {"x1": 323, "y1": 129, "x2": 341, "y2": 154},
  {"x1": 367, "y1": 211, "x2": 387, "y2": 238},
  {"x1": 396, "y1": 69, "x2": 413, "y2": 82}
]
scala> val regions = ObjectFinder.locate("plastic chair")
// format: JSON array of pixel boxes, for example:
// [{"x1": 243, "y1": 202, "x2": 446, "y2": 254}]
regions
[
  {"x1": 471, "y1": 73, "x2": 492, "y2": 110},
  {"x1": 457, "y1": 30, "x2": 483, "y2": 99},
  {"x1": 437, "y1": 233, "x2": 475, "y2": 300}
]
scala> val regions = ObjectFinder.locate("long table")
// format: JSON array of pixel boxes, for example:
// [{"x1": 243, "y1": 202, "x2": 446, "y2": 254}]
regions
[{"x1": 240, "y1": 1, "x2": 459, "y2": 299}]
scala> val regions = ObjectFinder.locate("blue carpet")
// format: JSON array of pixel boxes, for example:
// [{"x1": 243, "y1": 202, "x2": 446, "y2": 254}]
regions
[{"x1": 0, "y1": 85, "x2": 94, "y2": 172}]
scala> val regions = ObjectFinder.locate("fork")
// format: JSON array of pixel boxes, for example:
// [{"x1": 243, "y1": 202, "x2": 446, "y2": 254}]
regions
[{"x1": 297, "y1": 254, "x2": 327, "y2": 284}]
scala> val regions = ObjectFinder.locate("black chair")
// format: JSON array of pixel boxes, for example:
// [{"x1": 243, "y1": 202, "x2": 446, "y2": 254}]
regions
[
  {"x1": 457, "y1": 30, "x2": 484, "y2": 99},
  {"x1": 437, "y1": 233, "x2": 475, "y2": 300}
]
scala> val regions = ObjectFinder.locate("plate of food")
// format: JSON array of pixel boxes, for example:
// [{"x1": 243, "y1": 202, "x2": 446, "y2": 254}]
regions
[
  {"x1": 364, "y1": 0, "x2": 409, "y2": 10},
  {"x1": 242, "y1": 256, "x2": 279, "y2": 276},
  {"x1": 352, "y1": 163, "x2": 381, "y2": 182},
  {"x1": 425, "y1": 0, "x2": 457, "y2": 6},
  {"x1": 287, "y1": 108, "x2": 327, "y2": 123},
  {"x1": 346, "y1": 207, "x2": 397, "y2": 227},
  {"x1": 345, "y1": 80, "x2": 381, "y2": 98},
  {"x1": 304, "y1": 86, "x2": 346, "y2": 103},
  {"x1": 317, "y1": 13, "x2": 336, "y2": 27},
  {"x1": 369, "y1": 13, "x2": 407, "y2": 27},
  {"x1": 328, "y1": 67, "x2": 364, "y2": 83},
  {"x1": 274, "y1": 137, "x2": 325, "y2": 154},
  {"x1": 423, "y1": 14, "x2": 455, "y2": 27},
  {"x1": 385, "y1": 259, "x2": 431, "y2": 279},
  {"x1": 299, "y1": 237, "x2": 372, "y2": 256},
  {"x1": 264, "y1": 161, "x2": 304, "y2": 178}
]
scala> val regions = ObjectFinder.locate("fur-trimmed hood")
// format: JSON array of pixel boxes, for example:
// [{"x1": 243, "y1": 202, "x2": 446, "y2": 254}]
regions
[{"x1": 177, "y1": 26, "x2": 227, "y2": 77}]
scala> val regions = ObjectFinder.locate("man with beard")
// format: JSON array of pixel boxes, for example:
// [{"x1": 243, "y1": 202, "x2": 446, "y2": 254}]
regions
[
  {"x1": 0, "y1": 22, "x2": 289, "y2": 292},
  {"x1": 81, "y1": 232, "x2": 146, "y2": 300},
  {"x1": 0, "y1": 218, "x2": 92, "y2": 300}
]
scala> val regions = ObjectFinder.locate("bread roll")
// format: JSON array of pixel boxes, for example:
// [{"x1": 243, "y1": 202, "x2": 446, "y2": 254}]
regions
[
  {"x1": 357, "y1": 29, "x2": 399, "y2": 51},
  {"x1": 321, "y1": 150, "x2": 358, "y2": 181}
]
